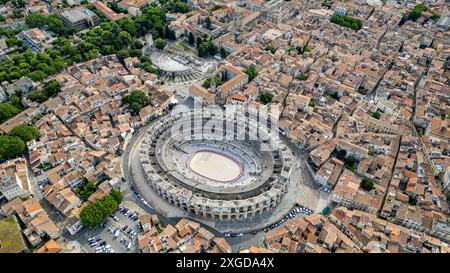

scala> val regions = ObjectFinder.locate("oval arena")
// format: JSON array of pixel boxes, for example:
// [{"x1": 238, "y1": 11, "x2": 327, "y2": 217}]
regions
[
  {"x1": 187, "y1": 150, "x2": 243, "y2": 183},
  {"x1": 137, "y1": 108, "x2": 294, "y2": 221}
]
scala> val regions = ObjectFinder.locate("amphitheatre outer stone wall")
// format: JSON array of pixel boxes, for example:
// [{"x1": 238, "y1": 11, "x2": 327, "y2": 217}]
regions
[{"x1": 138, "y1": 108, "x2": 294, "y2": 221}]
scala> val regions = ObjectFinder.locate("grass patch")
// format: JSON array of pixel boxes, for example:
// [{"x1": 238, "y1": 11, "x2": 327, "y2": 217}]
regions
[
  {"x1": 0, "y1": 216, "x2": 27, "y2": 253},
  {"x1": 171, "y1": 41, "x2": 195, "y2": 54}
]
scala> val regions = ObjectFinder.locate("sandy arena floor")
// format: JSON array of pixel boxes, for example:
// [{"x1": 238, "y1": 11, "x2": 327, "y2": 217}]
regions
[{"x1": 188, "y1": 151, "x2": 243, "y2": 182}]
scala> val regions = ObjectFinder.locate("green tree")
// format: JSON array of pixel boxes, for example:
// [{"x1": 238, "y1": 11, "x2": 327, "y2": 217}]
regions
[
  {"x1": 87, "y1": 49, "x2": 100, "y2": 59},
  {"x1": 259, "y1": 93, "x2": 273, "y2": 105},
  {"x1": 342, "y1": 155, "x2": 357, "y2": 172},
  {"x1": 5, "y1": 36, "x2": 22, "y2": 47},
  {"x1": 118, "y1": 17, "x2": 136, "y2": 36},
  {"x1": 330, "y1": 14, "x2": 363, "y2": 31},
  {"x1": 122, "y1": 90, "x2": 152, "y2": 114},
  {"x1": 164, "y1": 0, "x2": 190, "y2": 13},
  {"x1": 196, "y1": 36, "x2": 203, "y2": 47},
  {"x1": 220, "y1": 47, "x2": 227, "y2": 58},
  {"x1": 110, "y1": 189, "x2": 123, "y2": 204},
  {"x1": 154, "y1": 38, "x2": 167, "y2": 50},
  {"x1": 430, "y1": 12, "x2": 440, "y2": 21},
  {"x1": 10, "y1": 125, "x2": 39, "y2": 143},
  {"x1": 211, "y1": 5, "x2": 222, "y2": 11},
  {"x1": 245, "y1": 66, "x2": 258, "y2": 82},
  {"x1": 205, "y1": 16, "x2": 212, "y2": 30},
  {"x1": 361, "y1": 177, "x2": 374, "y2": 191},
  {"x1": 8, "y1": 95, "x2": 23, "y2": 110},
  {"x1": 27, "y1": 80, "x2": 62, "y2": 102},
  {"x1": 129, "y1": 49, "x2": 143, "y2": 57},
  {"x1": 0, "y1": 4, "x2": 177, "y2": 84},
  {"x1": 265, "y1": 44, "x2": 276, "y2": 54},
  {"x1": 26, "y1": 14, "x2": 74, "y2": 37},
  {"x1": 107, "y1": 1, "x2": 128, "y2": 14},
  {"x1": 130, "y1": 102, "x2": 142, "y2": 113},
  {"x1": 80, "y1": 195, "x2": 119, "y2": 228},
  {"x1": 76, "y1": 182, "x2": 96, "y2": 202},
  {"x1": 100, "y1": 22, "x2": 113, "y2": 31},
  {"x1": 335, "y1": 149, "x2": 347, "y2": 161},
  {"x1": 198, "y1": 43, "x2": 208, "y2": 57},
  {"x1": 203, "y1": 78, "x2": 211, "y2": 89},
  {"x1": 166, "y1": 28, "x2": 176, "y2": 40},
  {"x1": 408, "y1": 10, "x2": 421, "y2": 21},
  {"x1": 371, "y1": 111, "x2": 381, "y2": 119},
  {"x1": 0, "y1": 103, "x2": 21, "y2": 123},
  {"x1": 42, "y1": 80, "x2": 62, "y2": 97},
  {"x1": 0, "y1": 136, "x2": 26, "y2": 161},
  {"x1": 12, "y1": 11, "x2": 24, "y2": 19},
  {"x1": 408, "y1": 4, "x2": 428, "y2": 21},
  {"x1": 117, "y1": 31, "x2": 133, "y2": 47},
  {"x1": 12, "y1": 0, "x2": 27, "y2": 8},
  {"x1": 134, "y1": 40, "x2": 144, "y2": 49},
  {"x1": 202, "y1": 76, "x2": 221, "y2": 89},
  {"x1": 330, "y1": 92, "x2": 339, "y2": 100},
  {"x1": 28, "y1": 70, "x2": 46, "y2": 82},
  {"x1": 188, "y1": 32, "x2": 195, "y2": 45},
  {"x1": 117, "y1": 49, "x2": 130, "y2": 59},
  {"x1": 27, "y1": 90, "x2": 47, "y2": 103},
  {"x1": 208, "y1": 42, "x2": 217, "y2": 56}
]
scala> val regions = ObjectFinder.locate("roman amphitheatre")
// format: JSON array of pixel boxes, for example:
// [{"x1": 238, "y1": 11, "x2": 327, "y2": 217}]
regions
[
  {"x1": 126, "y1": 106, "x2": 313, "y2": 231},
  {"x1": 149, "y1": 51, "x2": 213, "y2": 83}
]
